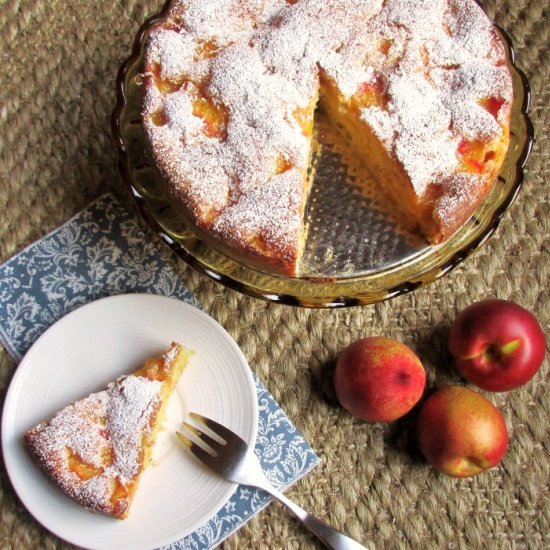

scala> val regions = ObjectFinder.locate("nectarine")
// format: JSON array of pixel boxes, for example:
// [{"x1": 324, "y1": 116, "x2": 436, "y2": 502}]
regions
[
  {"x1": 449, "y1": 299, "x2": 546, "y2": 392},
  {"x1": 334, "y1": 337, "x2": 426, "y2": 422},
  {"x1": 417, "y1": 386, "x2": 508, "y2": 477}
]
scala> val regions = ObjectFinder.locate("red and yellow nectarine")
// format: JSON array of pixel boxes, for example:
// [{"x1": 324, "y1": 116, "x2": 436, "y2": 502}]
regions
[
  {"x1": 334, "y1": 337, "x2": 426, "y2": 422},
  {"x1": 417, "y1": 386, "x2": 508, "y2": 477}
]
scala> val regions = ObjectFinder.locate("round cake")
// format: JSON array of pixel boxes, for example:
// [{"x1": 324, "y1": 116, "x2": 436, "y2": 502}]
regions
[{"x1": 142, "y1": 0, "x2": 513, "y2": 277}]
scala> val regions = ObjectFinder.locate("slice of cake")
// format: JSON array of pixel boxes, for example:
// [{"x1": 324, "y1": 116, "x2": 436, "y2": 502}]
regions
[{"x1": 24, "y1": 342, "x2": 193, "y2": 519}]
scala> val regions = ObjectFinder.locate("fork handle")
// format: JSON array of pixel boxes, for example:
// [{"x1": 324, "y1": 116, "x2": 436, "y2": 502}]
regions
[{"x1": 266, "y1": 486, "x2": 369, "y2": 550}]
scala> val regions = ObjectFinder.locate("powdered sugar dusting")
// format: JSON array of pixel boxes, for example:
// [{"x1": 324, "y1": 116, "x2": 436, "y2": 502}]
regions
[
  {"x1": 388, "y1": 72, "x2": 457, "y2": 193},
  {"x1": 209, "y1": 43, "x2": 311, "y2": 193},
  {"x1": 25, "y1": 373, "x2": 163, "y2": 515},
  {"x1": 360, "y1": 107, "x2": 395, "y2": 148},
  {"x1": 212, "y1": 169, "x2": 304, "y2": 258},
  {"x1": 143, "y1": 0, "x2": 513, "y2": 270},
  {"x1": 434, "y1": 171, "x2": 485, "y2": 228},
  {"x1": 105, "y1": 376, "x2": 161, "y2": 482}
]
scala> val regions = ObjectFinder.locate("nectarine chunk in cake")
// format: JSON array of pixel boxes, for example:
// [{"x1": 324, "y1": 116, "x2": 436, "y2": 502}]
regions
[
  {"x1": 24, "y1": 342, "x2": 193, "y2": 519},
  {"x1": 191, "y1": 94, "x2": 229, "y2": 140}
]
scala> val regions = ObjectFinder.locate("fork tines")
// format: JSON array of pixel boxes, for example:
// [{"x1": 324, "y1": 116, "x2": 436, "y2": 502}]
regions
[
  {"x1": 176, "y1": 423, "x2": 218, "y2": 456},
  {"x1": 176, "y1": 413, "x2": 231, "y2": 457},
  {"x1": 189, "y1": 412, "x2": 245, "y2": 445}
]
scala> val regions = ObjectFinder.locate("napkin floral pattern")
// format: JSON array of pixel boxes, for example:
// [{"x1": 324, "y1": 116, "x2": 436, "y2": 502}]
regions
[
  {"x1": 0, "y1": 193, "x2": 319, "y2": 550},
  {"x1": 0, "y1": 195, "x2": 197, "y2": 361}
]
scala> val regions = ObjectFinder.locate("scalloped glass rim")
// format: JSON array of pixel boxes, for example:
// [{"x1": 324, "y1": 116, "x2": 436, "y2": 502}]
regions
[{"x1": 111, "y1": 1, "x2": 534, "y2": 308}]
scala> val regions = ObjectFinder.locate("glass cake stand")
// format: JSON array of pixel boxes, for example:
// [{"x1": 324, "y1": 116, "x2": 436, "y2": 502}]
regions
[{"x1": 112, "y1": 1, "x2": 533, "y2": 308}]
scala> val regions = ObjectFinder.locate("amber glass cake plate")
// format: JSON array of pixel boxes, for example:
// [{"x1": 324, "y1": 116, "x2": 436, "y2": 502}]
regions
[{"x1": 112, "y1": 1, "x2": 533, "y2": 308}]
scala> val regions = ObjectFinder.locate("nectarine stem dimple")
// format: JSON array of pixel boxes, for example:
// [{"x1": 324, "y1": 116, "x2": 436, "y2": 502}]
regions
[
  {"x1": 481, "y1": 339, "x2": 521, "y2": 364},
  {"x1": 397, "y1": 371, "x2": 411, "y2": 384},
  {"x1": 482, "y1": 345, "x2": 499, "y2": 364}
]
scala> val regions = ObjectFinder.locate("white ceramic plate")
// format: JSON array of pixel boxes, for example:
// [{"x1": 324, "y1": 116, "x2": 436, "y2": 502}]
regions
[{"x1": 1, "y1": 294, "x2": 258, "y2": 550}]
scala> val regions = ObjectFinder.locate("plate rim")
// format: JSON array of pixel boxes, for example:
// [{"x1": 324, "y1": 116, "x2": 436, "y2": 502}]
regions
[
  {"x1": 1, "y1": 293, "x2": 259, "y2": 550},
  {"x1": 111, "y1": 3, "x2": 534, "y2": 308}
]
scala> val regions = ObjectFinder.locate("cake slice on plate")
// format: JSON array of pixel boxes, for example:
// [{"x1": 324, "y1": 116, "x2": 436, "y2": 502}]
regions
[{"x1": 24, "y1": 342, "x2": 193, "y2": 519}]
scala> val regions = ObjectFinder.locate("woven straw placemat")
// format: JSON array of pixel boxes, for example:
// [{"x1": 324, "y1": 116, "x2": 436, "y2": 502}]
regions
[{"x1": 0, "y1": 1, "x2": 548, "y2": 548}]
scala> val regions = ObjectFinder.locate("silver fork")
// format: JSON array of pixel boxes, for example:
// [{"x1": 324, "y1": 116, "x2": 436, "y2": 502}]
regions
[{"x1": 176, "y1": 412, "x2": 369, "y2": 550}]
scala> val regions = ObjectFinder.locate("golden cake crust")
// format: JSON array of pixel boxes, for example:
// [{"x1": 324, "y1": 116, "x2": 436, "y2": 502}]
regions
[
  {"x1": 142, "y1": 0, "x2": 513, "y2": 277},
  {"x1": 24, "y1": 342, "x2": 192, "y2": 519}
]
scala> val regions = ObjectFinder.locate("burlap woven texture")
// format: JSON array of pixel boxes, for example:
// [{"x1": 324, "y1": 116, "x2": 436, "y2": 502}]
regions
[{"x1": 0, "y1": 0, "x2": 548, "y2": 548}]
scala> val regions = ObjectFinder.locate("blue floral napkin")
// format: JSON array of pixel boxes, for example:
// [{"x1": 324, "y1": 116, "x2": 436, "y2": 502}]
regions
[{"x1": 0, "y1": 193, "x2": 319, "y2": 549}]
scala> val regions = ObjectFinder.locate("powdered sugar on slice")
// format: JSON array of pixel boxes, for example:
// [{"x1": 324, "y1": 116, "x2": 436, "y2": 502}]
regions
[
  {"x1": 25, "y1": 374, "x2": 163, "y2": 515},
  {"x1": 104, "y1": 375, "x2": 162, "y2": 482}
]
